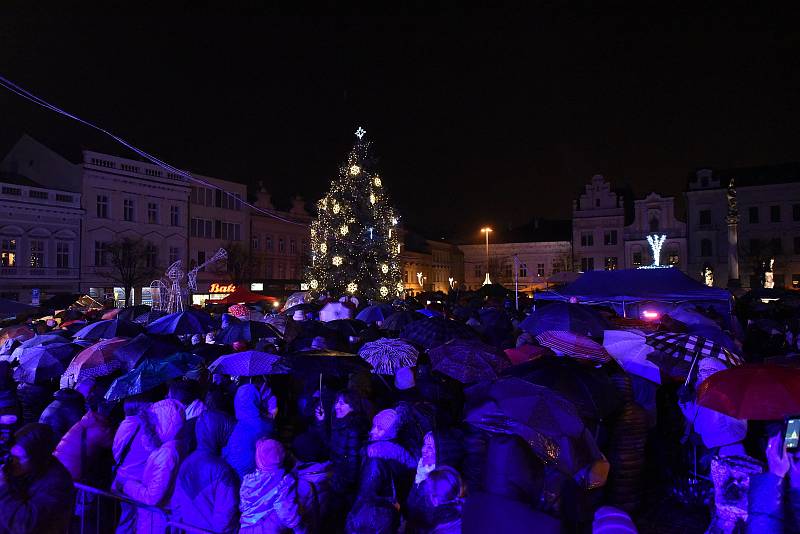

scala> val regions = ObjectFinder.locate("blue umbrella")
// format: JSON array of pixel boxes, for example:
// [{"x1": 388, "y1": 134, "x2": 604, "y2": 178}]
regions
[
  {"x1": 73, "y1": 319, "x2": 142, "y2": 341},
  {"x1": 216, "y1": 320, "x2": 282, "y2": 345},
  {"x1": 356, "y1": 304, "x2": 394, "y2": 325},
  {"x1": 105, "y1": 352, "x2": 204, "y2": 401},
  {"x1": 147, "y1": 310, "x2": 214, "y2": 336},
  {"x1": 519, "y1": 302, "x2": 609, "y2": 338},
  {"x1": 12, "y1": 343, "x2": 82, "y2": 383},
  {"x1": 208, "y1": 350, "x2": 289, "y2": 376},
  {"x1": 400, "y1": 316, "x2": 477, "y2": 350},
  {"x1": 113, "y1": 333, "x2": 182, "y2": 370},
  {"x1": 17, "y1": 333, "x2": 70, "y2": 349}
]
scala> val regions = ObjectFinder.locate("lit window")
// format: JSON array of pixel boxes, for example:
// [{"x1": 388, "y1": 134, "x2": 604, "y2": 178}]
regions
[
  {"x1": 537, "y1": 263, "x2": 545, "y2": 277},
  {"x1": 29, "y1": 240, "x2": 45, "y2": 268},
  {"x1": 604, "y1": 257, "x2": 618, "y2": 271},
  {"x1": 519, "y1": 263, "x2": 528, "y2": 278},
  {"x1": 1, "y1": 239, "x2": 17, "y2": 267}
]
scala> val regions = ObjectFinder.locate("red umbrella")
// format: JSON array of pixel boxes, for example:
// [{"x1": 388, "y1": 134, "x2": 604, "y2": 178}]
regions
[
  {"x1": 504, "y1": 344, "x2": 549, "y2": 366},
  {"x1": 697, "y1": 364, "x2": 800, "y2": 420},
  {"x1": 535, "y1": 331, "x2": 611, "y2": 364}
]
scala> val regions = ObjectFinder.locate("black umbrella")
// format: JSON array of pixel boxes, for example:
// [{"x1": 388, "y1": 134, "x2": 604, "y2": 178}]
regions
[
  {"x1": 216, "y1": 320, "x2": 282, "y2": 345},
  {"x1": 379, "y1": 311, "x2": 422, "y2": 333},
  {"x1": 113, "y1": 333, "x2": 182, "y2": 371},
  {"x1": 324, "y1": 319, "x2": 367, "y2": 338},
  {"x1": 73, "y1": 319, "x2": 143, "y2": 341},
  {"x1": 133, "y1": 309, "x2": 168, "y2": 325},
  {"x1": 116, "y1": 305, "x2": 151, "y2": 321},
  {"x1": 285, "y1": 320, "x2": 345, "y2": 352},
  {"x1": 400, "y1": 316, "x2": 477, "y2": 350},
  {"x1": 282, "y1": 302, "x2": 322, "y2": 316},
  {"x1": 284, "y1": 350, "x2": 370, "y2": 377},
  {"x1": 429, "y1": 339, "x2": 511, "y2": 383},
  {"x1": 190, "y1": 343, "x2": 230, "y2": 364}
]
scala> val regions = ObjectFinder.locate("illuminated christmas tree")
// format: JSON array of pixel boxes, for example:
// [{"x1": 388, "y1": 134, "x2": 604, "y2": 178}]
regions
[{"x1": 306, "y1": 127, "x2": 403, "y2": 301}]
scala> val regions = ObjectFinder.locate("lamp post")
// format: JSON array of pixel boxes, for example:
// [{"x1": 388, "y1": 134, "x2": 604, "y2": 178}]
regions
[{"x1": 481, "y1": 227, "x2": 492, "y2": 285}]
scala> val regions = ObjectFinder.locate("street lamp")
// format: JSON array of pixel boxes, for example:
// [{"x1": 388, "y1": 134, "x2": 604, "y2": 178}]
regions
[{"x1": 481, "y1": 227, "x2": 492, "y2": 285}]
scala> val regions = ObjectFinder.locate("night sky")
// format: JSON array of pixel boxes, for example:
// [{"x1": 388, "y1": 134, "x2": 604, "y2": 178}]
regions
[{"x1": 2, "y1": 14, "x2": 799, "y2": 242}]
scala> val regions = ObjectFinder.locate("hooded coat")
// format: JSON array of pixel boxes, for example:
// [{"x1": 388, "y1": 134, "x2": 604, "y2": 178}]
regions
[
  {"x1": 223, "y1": 384, "x2": 275, "y2": 479},
  {"x1": 53, "y1": 409, "x2": 115, "y2": 484},
  {"x1": 39, "y1": 388, "x2": 85, "y2": 440},
  {"x1": 355, "y1": 410, "x2": 416, "y2": 506},
  {"x1": 121, "y1": 399, "x2": 186, "y2": 534},
  {"x1": 746, "y1": 472, "x2": 800, "y2": 534},
  {"x1": 171, "y1": 410, "x2": 240, "y2": 534},
  {"x1": 327, "y1": 411, "x2": 368, "y2": 495}
]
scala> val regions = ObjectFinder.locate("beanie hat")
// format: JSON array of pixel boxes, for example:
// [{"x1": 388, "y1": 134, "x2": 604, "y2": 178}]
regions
[
  {"x1": 592, "y1": 506, "x2": 637, "y2": 533},
  {"x1": 372, "y1": 409, "x2": 400, "y2": 440},
  {"x1": 255, "y1": 438, "x2": 285, "y2": 470},
  {"x1": 394, "y1": 366, "x2": 415, "y2": 390}
]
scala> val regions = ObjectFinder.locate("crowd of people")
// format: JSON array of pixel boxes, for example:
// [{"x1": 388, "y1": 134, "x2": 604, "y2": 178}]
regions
[{"x1": 0, "y1": 288, "x2": 797, "y2": 533}]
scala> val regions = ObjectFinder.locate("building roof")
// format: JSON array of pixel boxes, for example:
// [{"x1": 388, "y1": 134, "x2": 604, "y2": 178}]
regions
[{"x1": 0, "y1": 171, "x2": 40, "y2": 187}]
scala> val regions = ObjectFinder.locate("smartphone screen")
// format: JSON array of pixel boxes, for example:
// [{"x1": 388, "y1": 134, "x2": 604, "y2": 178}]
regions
[{"x1": 785, "y1": 417, "x2": 800, "y2": 451}]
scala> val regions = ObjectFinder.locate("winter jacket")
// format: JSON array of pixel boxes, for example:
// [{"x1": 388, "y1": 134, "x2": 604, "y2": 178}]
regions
[
  {"x1": 171, "y1": 410, "x2": 240, "y2": 534},
  {"x1": 324, "y1": 412, "x2": 368, "y2": 495},
  {"x1": 224, "y1": 384, "x2": 276, "y2": 479},
  {"x1": 111, "y1": 412, "x2": 151, "y2": 490},
  {"x1": 239, "y1": 467, "x2": 302, "y2": 533},
  {"x1": 405, "y1": 486, "x2": 463, "y2": 534},
  {"x1": 121, "y1": 399, "x2": 186, "y2": 534},
  {"x1": 356, "y1": 439, "x2": 416, "y2": 505},
  {"x1": 53, "y1": 410, "x2": 115, "y2": 484},
  {"x1": 39, "y1": 388, "x2": 85, "y2": 442},
  {"x1": 295, "y1": 461, "x2": 332, "y2": 530},
  {"x1": 17, "y1": 383, "x2": 53, "y2": 426},
  {"x1": 746, "y1": 472, "x2": 800, "y2": 534},
  {"x1": 462, "y1": 491, "x2": 561, "y2": 534},
  {"x1": 0, "y1": 457, "x2": 76, "y2": 534}
]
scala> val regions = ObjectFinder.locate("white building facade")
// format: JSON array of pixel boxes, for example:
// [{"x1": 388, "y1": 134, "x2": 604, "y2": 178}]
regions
[
  {"x1": 623, "y1": 192, "x2": 687, "y2": 271},
  {"x1": 572, "y1": 175, "x2": 626, "y2": 272}
]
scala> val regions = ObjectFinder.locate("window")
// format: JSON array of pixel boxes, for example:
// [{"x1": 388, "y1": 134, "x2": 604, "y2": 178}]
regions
[
  {"x1": 147, "y1": 202, "x2": 159, "y2": 224},
  {"x1": 771, "y1": 205, "x2": 781, "y2": 223},
  {"x1": 190, "y1": 218, "x2": 213, "y2": 238},
  {"x1": 649, "y1": 217, "x2": 659, "y2": 233},
  {"x1": 56, "y1": 242, "x2": 70, "y2": 269},
  {"x1": 169, "y1": 247, "x2": 180, "y2": 265},
  {"x1": 603, "y1": 230, "x2": 618, "y2": 246},
  {"x1": 536, "y1": 263, "x2": 545, "y2": 277},
  {"x1": 215, "y1": 191, "x2": 243, "y2": 210},
  {"x1": 503, "y1": 263, "x2": 512, "y2": 279},
  {"x1": 519, "y1": 263, "x2": 528, "y2": 278},
  {"x1": 794, "y1": 204, "x2": 800, "y2": 222},
  {"x1": 701, "y1": 239, "x2": 713, "y2": 257},
  {"x1": 581, "y1": 232, "x2": 594, "y2": 247},
  {"x1": 123, "y1": 199, "x2": 135, "y2": 222},
  {"x1": 770, "y1": 238, "x2": 783, "y2": 254},
  {"x1": 290, "y1": 240, "x2": 297, "y2": 254},
  {"x1": 795, "y1": 236, "x2": 800, "y2": 255},
  {"x1": 699, "y1": 209, "x2": 712, "y2": 225},
  {"x1": 1, "y1": 186, "x2": 21, "y2": 196},
  {"x1": 220, "y1": 222, "x2": 241, "y2": 241},
  {"x1": 1, "y1": 239, "x2": 17, "y2": 267},
  {"x1": 144, "y1": 244, "x2": 158, "y2": 269},
  {"x1": 604, "y1": 257, "x2": 618, "y2": 271},
  {"x1": 632, "y1": 251, "x2": 643, "y2": 267},
  {"x1": 170, "y1": 205, "x2": 180, "y2": 227},
  {"x1": 191, "y1": 186, "x2": 214, "y2": 207},
  {"x1": 749, "y1": 207, "x2": 759, "y2": 224},
  {"x1": 55, "y1": 194, "x2": 73, "y2": 203},
  {"x1": 197, "y1": 251, "x2": 206, "y2": 271},
  {"x1": 29, "y1": 190, "x2": 48, "y2": 200},
  {"x1": 668, "y1": 249, "x2": 680, "y2": 265},
  {"x1": 794, "y1": 274, "x2": 800, "y2": 289},
  {"x1": 552, "y1": 259, "x2": 562, "y2": 274},
  {"x1": 94, "y1": 241, "x2": 108, "y2": 267},
  {"x1": 405, "y1": 271, "x2": 410, "y2": 283},
  {"x1": 96, "y1": 195, "x2": 108, "y2": 218},
  {"x1": 580, "y1": 257, "x2": 594, "y2": 272},
  {"x1": 278, "y1": 263, "x2": 285, "y2": 279},
  {"x1": 595, "y1": 198, "x2": 600, "y2": 207},
  {"x1": 29, "y1": 240, "x2": 44, "y2": 268},
  {"x1": 474, "y1": 263, "x2": 483, "y2": 278},
  {"x1": 266, "y1": 236, "x2": 273, "y2": 251},
  {"x1": 279, "y1": 238, "x2": 285, "y2": 253},
  {"x1": 252, "y1": 236, "x2": 260, "y2": 250}
]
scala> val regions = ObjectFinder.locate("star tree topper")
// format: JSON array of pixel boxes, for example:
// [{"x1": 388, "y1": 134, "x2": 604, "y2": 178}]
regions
[{"x1": 355, "y1": 127, "x2": 366, "y2": 139}]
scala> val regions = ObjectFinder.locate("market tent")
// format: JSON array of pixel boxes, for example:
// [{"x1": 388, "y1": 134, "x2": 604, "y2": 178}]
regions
[
  {"x1": 536, "y1": 269, "x2": 731, "y2": 311},
  {"x1": 217, "y1": 287, "x2": 278, "y2": 305}
]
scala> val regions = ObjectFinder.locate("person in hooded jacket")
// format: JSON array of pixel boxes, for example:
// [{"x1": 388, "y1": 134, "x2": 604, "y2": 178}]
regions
[
  {"x1": 461, "y1": 434, "x2": 561, "y2": 534},
  {"x1": 111, "y1": 397, "x2": 152, "y2": 534},
  {"x1": 171, "y1": 409, "x2": 240, "y2": 534},
  {"x1": 54, "y1": 397, "x2": 115, "y2": 485},
  {"x1": 239, "y1": 438, "x2": 303, "y2": 533},
  {"x1": 224, "y1": 384, "x2": 276, "y2": 479},
  {"x1": 0, "y1": 423, "x2": 75, "y2": 534},
  {"x1": 39, "y1": 387, "x2": 86, "y2": 443},
  {"x1": 117, "y1": 399, "x2": 186, "y2": 534},
  {"x1": 410, "y1": 466, "x2": 464, "y2": 534}
]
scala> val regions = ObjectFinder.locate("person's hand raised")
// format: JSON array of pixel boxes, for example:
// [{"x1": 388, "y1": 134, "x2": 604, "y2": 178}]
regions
[
  {"x1": 315, "y1": 404, "x2": 325, "y2": 422},
  {"x1": 767, "y1": 434, "x2": 790, "y2": 479}
]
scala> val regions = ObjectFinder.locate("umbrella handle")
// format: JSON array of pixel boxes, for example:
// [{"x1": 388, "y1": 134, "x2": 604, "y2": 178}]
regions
[{"x1": 683, "y1": 349, "x2": 702, "y2": 389}]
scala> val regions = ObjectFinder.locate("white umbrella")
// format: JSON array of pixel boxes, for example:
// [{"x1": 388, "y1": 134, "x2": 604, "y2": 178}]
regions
[
  {"x1": 669, "y1": 306, "x2": 719, "y2": 328},
  {"x1": 319, "y1": 302, "x2": 354, "y2": 322},
  {"x1": 603, "y1": 329, "x2": 662, "y2": 384}
]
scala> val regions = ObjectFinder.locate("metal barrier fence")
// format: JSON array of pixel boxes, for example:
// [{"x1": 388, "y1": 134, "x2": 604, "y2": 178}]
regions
[{"x1": 73, "y1": 483, "x2": 228, "y2": 534}]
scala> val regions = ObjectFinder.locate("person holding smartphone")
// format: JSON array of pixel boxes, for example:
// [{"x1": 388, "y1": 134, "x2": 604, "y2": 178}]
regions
[{"x1": 747, "y1": 433, "x2": 800, "y2": 533}]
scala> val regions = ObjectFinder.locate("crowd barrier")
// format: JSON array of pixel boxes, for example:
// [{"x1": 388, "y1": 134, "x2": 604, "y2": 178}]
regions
[{"x1": 73, "y1": 483, "x2": 230, "y2": 534}]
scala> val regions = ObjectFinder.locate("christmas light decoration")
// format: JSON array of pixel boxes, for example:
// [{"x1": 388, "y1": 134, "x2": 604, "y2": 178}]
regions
[
  {"x1": 646, "y1": 234, "x2": 667, "y2": 266},
  {"x1": 305, "y1": 127, "x2": 403, "y2": 300},
  {"x1": 310, "y1": 279, "x2": 319, "y2": 289}
]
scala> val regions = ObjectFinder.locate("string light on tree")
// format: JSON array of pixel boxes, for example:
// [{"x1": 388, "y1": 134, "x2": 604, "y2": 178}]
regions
[
  {"x1": 310, "y1": 279, "x2": 319, "y2": 289},
  {"x1": 304, "y1": 127, "x2": 403, "y2": 301}
]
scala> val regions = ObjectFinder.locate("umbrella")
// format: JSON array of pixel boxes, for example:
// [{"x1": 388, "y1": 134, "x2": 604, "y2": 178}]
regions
[
  {"x1": 380, "y1": 311, "x2": 422, "y2": 332},
  {"x1": 697, "y1": 364, "x2": 800, "y2": 420},
  {"x1": 519, "y1": 302, "x2": 609, "y2": 338},
  {"x1": 400, "y1": 317, "x2": 477, "y2": 350},
  {"x1": 358, "y1": 338, "x2": 419, "y2": 375},
  {"x1": 133, "y1": 309, "x2": 167, "y2": 325},
  {"x1": 603, "y1": 330, "x2": 662, "y2": 384},
  {"x1": 113, "y1": 333, "x2": 182, "y2": 371},
  {"x1": 319, "y1": 302, "x2": 355, "y2": 322},
  {"x1": 216, "y1": 320, "x2": 282, "y2": 345},
  {"x1": 0, "y1": 298, "x2": 36, "y2": 317},
  {"x1": 104, "y1": 352, "x2": 204, "y2": 401},
  {"x1": 54, "y1": 308, "x2": 84, "y2": 321},
  {"x1": 0, "y1": 338, "x2": 21, "y2": 357},
  {"x1": 416, "y1": 308, "x2": 443, "y2": 318},
  {"x1": 101, "y1": 308, "x2": 122, "y2": 320},
  {"x1": 282, "y1": 302, "x2": 321, "y2": 316},
  {"x1": 147, "y1": 310, "x2": 214, "y2": 336},
  {"x1": 0, "y1": 324, "x2": 34, "y2": 342},
  {"x1": 285, "y1": 320, "x2": 345, "y2": 352},
  {"x1": 504, "y1": 355, "x2": 623, "y2": 423},
  {"x1": 190, "y1": 342, "x2": 229, "y2": 363},
  {"x1": 73, "y1": 319, "x2": 142, "y2": 341},
  {"x1": 116, "y1": 305, "x2": 151, "y2": 321},
  {"x1": 13, "y1": 343, "x2": 81, "y2": 384},
  {"x1": 16, "y1": 333, "x2": 71, "y2": 350},
  {"x1": 686, "y1": 325, "x2": 740, "y2": 355},
  {"x1": 208, "y1": 350, "x2": 289, "y2": 376},
  {"x1": 263, "y1": 314, "x2": 288, "y2": 335},
  {"x1": 283, "y1": 291, "x2": 309, "y2": 311},
  {"x1": 504, "y1": 344, "x2": 549, "y2": 366},
  {"x1": 60, "y1": 337, "x2": 128, "y2": 387},
  {"x1": 283, "y1": 350, "x2": 370, "y2": 377},
  {"x1": 668, "y1": 306, "x2": 720, "y2": 329},
  {"x1": 325, "y1": 319, "x2": 367, "y2": 338},
  {"x1": 429, "y1": 339, "x2": 511, "y2": 383},
  {"x1": 356, "y1": 304, "x2": 394, "y2": 325},
  {"x1": 535, "y1": 331, "x2": 612, "y2": 364},
  {"x1": 465, "y1": 377, "x2": 602, "y2": 476},
  {"x1": 646, "y1": 332, "x2": 743, "y2": 368}
]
